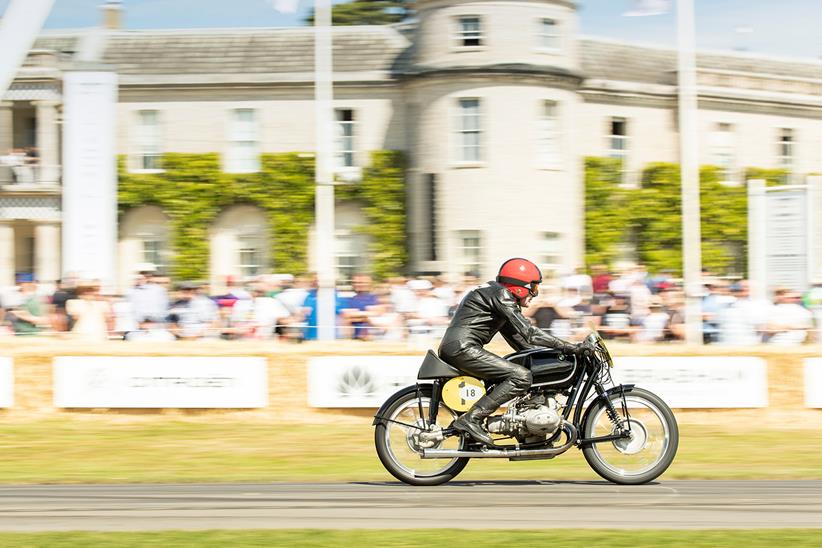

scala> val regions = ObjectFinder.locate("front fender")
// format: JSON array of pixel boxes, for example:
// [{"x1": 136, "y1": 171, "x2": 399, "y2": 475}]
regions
[
  {"x1": 579, "y1": 383, "x2": 636, "y2": 431},
  {"x1": 372, "y1": 384, "x2": 432, "y2": 427}
]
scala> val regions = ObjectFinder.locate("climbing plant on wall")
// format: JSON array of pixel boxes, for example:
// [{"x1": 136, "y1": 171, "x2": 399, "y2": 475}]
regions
[
  {"x1": 118, "y1": 151, "x2": 407, "y2": 281},
  {"x1": 584, "y1": 158, "x2": 752, "y2": 275}
]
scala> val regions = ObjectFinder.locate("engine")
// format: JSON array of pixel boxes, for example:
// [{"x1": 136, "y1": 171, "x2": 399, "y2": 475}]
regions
[{"x1": 486, "y1": 391, "x2": 563, "y2": 443}]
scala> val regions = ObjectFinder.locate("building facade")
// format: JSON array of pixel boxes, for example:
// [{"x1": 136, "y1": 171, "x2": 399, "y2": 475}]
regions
[{"x1": 1, "y1": 0, "x2": 822, "y2": 289}]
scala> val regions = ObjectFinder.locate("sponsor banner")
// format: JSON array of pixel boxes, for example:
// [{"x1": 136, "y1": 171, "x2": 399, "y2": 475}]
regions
[
  {"x1": 611, "y1": 357, "x2": 768, "y2": 408},
  {"x1": 308, "y1": 355, "x2": 769, "y2": 409},
  {"x1": 0, "y1": 358, "x2": 12, "y2": 408},
  {"x1": 53, "y1": 357, "x2": 268, "y2": 408},
  {"x1": 804, "y1": 358, "x2": 822, "y2": 408},
  {"x1": 308, "y1": 356, "x2": 420, "y2": 408}
]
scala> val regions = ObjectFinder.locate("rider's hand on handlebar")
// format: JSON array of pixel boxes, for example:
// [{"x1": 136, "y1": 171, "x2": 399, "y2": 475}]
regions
[{"x1": 574, "y1": 341, "x2": 597, "y2": 357}]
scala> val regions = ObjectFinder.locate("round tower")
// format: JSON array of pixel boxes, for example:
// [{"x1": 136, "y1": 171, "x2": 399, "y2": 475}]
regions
[{"x1": 404, "y1": 0, "x2": 585, "y2": 280}]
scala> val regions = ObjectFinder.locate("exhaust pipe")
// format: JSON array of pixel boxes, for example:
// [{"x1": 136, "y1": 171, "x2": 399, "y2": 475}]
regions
[{"x1": 422, "y1": 423, "x2": 577, "y2": 459}]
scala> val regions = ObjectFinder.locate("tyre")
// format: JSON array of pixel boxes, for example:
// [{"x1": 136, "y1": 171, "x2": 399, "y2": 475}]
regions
[
  {"x1": 581, "y1": 387, "x2": 678, "y2": 485},
  {"x1": 374, "y1": 385, "x2": 469, "y2": 486}
]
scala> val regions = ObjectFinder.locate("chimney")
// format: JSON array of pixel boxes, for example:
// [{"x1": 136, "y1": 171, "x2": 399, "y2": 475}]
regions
[{"x1": 101, "y1": 1, "x2": 123, "y2": 30}]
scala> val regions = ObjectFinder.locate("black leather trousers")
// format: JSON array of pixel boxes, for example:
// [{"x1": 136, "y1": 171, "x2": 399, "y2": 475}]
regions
[{"x1": 439, "y1": 340, "x2": 532, "y2": 407}]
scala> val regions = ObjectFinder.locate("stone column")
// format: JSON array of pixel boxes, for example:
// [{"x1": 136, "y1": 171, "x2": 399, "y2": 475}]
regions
[
  {"x1": 34, "y1": 100, "x2": 60, "y2": 185},
  {"x1": 0, "y1": 223, "x2": 14, "y2": 288},
  {"x1": 0, "y1": 102, "x2": 12, "y2": 185},
  {"x1": 35, "y1": 222, "x2": 61, "y2": 284}
]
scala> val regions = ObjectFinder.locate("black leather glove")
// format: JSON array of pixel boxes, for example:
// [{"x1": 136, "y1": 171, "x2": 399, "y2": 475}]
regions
[{"x1": 573, "y1": 341, "x2": 597, "y2": 357}]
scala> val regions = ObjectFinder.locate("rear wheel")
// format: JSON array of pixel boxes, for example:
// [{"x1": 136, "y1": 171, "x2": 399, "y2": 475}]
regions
[
  {"x1": 582, "y1": 387, "x2": 678, "y2": 485},
  {"x1": 375, "y1": 385, "x2": 469, "y2": 486}
]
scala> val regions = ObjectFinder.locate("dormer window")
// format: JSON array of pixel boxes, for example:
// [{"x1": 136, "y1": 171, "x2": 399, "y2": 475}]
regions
[{"x1": 457, "y1": 16, "x2": 483, "y2": 48}]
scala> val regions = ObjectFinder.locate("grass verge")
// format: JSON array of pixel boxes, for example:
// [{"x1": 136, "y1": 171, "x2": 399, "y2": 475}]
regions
[
  {"x1": 2, "y1": 530, "x2": 822, "y2": 547},
  {"x1": 1, "y1": 420, "x2": 822, "y2": 483}
]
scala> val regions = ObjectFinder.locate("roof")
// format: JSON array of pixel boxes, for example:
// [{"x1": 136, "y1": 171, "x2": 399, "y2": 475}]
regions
[
  {"x1": 23, "y1": 27, "x2": 822, "y2": 88},
  {"x1": 98, "y1": 26, "x2": 409, "y2": 81},
  {"x1": 579, "y1": 37, "x2": 822, "y2": 84}
]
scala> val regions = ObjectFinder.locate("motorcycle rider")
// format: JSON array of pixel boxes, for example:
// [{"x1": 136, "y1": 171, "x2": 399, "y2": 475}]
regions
[{"x1": 439, "y1": 258, "x2": 594, "y2": 446}]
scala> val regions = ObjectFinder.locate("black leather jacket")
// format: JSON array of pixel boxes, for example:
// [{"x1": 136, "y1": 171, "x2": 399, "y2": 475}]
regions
[{"x1": 439, "y1": 281, "x2": 576, "y2": 354}]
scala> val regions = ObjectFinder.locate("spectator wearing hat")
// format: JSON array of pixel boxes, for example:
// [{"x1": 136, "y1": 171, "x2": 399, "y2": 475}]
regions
[
  {"x1": 634, "y1": 296, "x2": 670, "y2": 343},
  {"x1": 9, "y1": 279, "x2": 50, "y2": 335}
]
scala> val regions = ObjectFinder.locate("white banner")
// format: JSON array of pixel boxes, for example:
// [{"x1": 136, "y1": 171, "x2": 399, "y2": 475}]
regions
[
  {"x1": 53, "y1": 357, "x2": 268, "y2": 408},
  {"x1": 308, "y1": 356, "x2": 420, "y2": 408},
  {"x1": 804, "y1": 358, "x2": 822, "y2": 408},
  {"x1": 308, "y1": 355, "x2": 770, "y2": 409},
  {"x1": 61, "y1": 71, "x2": 118, "y2": 285},
  {"x1": 0, "y1": 358, "x2": 13, "y2": 408},
  {"x1": 611, "y1": 357, "x2": 768, "y2": 408}
]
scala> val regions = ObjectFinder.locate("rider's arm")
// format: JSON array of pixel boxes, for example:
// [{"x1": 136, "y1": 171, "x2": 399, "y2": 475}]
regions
[
  {"x1": 499, "y1": 322, "x2": 536, "y2": 351},
  {"x1": 493, "y1": 288, "x2": 577, "y2": 353}
]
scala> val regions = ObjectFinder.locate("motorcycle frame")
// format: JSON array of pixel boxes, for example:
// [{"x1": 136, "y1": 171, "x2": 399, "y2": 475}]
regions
[{"x1": 416, "y1": 352, "x2": 633, "y2": 448}]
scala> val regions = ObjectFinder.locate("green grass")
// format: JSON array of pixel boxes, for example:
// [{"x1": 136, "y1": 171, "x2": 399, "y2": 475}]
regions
[
  {"x1": 1, "y1": 420, "x2": 822, "y2": 483},
  {"x1": 1, "y1": 530, "x2": 821, "y2": 547}
]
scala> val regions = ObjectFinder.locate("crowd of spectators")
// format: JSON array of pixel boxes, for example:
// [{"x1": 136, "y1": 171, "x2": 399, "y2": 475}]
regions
[{"x1": 1, "y1": 264, "x2": 821, "y2": 345}]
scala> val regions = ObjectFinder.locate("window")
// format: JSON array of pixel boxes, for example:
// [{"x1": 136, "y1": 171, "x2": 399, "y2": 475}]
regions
[
  {"x1": 457, "y1": 230, "x2": 482, "y2": 277},
  {"x1": 777, "y1": 128, "x2": 795, "y2": 173},
  {"x1": 335, "y1": 109, "x2": 356, "y2": 168},
  {"x1": 537, "y1": 101, "x2": 561, "y2": 167},
  {"x1": 711, "y1": 122, "x2": 736, "y2": 184},
  {"x1": 135, "y1": 110, "x2": 161, "y2": 171},
  {"x1": 608, "y1": 117, "x2": 629, "y2": 161},
  {"x1": 335, "y1": 228, "x2": 367, "y2": 286},
  {"x1": 456, "y1": 98, "x2": 482, "y2": 163},
  {"x1": 237, "y1": 232, "x2": 264, "y2": 277},
  {"x1": 539, "y1": 232, "x2": 562, "y2": 274},
  {"x1": 538, "y1": 18, "x2": 560, "y2": 50},
  {"x1": 226, "y1": 108, "x2": 260, "y2": 173},
  {"x1": 141, "y1": 238, "x2": 169, "y2": 275},
  {"x1": 456, "y1": 16, "x2": 482, "y2": 47}
]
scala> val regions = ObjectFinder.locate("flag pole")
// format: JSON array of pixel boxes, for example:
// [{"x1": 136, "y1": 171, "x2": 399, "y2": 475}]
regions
[
  {"x1": 314, "y1": 0, "x2": 336, "y2": 340},
  {"x1": 676, "y1": 0, "x2": 703, "y2": 345}
]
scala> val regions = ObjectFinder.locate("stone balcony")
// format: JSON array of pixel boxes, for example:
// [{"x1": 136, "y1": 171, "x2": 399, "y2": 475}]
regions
[{"x1": 0, "y1": 164, "x2": 62, "y2": 194}]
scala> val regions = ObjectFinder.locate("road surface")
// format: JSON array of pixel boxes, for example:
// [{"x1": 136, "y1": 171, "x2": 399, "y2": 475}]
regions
[{"x1": 0, "y1": 481, "x2": 819, "y2": 531}]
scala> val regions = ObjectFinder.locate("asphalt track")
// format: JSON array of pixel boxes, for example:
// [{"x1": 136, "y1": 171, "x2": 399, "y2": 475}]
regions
[{"x1": 0, "y1": 481, "x2": 819, "y2": 531}]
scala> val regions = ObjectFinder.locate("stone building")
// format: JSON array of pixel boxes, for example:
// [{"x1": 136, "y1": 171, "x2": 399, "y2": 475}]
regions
[{"x1": 1, "y1": 0, "x2": 822, "y2": 289}]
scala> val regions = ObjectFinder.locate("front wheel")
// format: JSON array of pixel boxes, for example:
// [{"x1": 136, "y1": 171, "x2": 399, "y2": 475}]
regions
[
  {"x1": 374, "y1": 385, "x2": 469, "y2": 486},
  {"x1": 582, "y1": 387, "x2": 678, "y2": 485}
]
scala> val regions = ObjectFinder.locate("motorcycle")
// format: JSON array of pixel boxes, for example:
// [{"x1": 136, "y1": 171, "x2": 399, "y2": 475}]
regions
[{"x1": 373, "y1": 330, "x2": 678, "y2": 486}]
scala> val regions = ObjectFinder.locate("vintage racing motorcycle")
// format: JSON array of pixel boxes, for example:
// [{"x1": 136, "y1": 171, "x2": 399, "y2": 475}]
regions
[{"x1": 373, "y1": 331, "x2": 678, "y2": 486}]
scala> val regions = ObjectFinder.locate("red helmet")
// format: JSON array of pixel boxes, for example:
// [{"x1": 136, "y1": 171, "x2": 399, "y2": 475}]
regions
[{"x1": 497, "y1": 258, "x2": 542, "y2": 301}]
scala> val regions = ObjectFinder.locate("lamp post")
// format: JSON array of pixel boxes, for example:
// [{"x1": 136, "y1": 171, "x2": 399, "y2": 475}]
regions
[
  {"x1": 676, "y1": 0, "x2": 703, "y2": 345},
  {"x1": 625, "y1": 0, "x2": 703, "y2": 344},
  {"x1": 314, "y1": 0, "x2": 336, "y2": 340}
]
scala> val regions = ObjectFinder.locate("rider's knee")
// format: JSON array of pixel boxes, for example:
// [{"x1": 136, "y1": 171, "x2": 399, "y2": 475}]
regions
[{"x1": 510, "y1": 367, "x2": 532, "y2": 394}]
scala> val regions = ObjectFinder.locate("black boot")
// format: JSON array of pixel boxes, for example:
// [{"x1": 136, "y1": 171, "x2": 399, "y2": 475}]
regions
[{"x1": 452, "y1": 395, "x2": 499, "y2": 447}]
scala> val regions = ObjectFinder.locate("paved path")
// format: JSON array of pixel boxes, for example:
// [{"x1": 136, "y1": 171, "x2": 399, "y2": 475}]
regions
[{"x1": 0, "y1": 481, "x2": 819, "y2": 531}]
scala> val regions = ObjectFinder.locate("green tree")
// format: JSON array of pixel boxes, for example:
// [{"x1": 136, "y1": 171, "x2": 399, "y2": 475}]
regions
[
  {"x1": 304, "y1": 0, "x2": 410, "y2": 25},
  {"x1": 584, "y1": 157, "x2": 630, "y2": 268}
]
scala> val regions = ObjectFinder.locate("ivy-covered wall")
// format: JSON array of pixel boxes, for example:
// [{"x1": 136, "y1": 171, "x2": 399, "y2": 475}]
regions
[
  {"x1": 118, "y1": 151, "x2": 406, "y2": 280},
  {"x1": 584, "y1": 158, "x2": 785, "y2": 276}
]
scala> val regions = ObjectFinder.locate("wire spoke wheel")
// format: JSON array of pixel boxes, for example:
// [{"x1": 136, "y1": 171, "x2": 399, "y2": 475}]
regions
[
  {"x1": 582, "y1": 387, "x2": 678, "y2": 485},
  {"x1": 375, "y1": 386, "x2": 469, "y2": 486}
]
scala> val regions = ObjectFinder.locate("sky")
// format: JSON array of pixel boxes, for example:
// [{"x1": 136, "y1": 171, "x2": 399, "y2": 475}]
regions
[{"x1": 1, "y1": 0, "x2": 821, "y2": 60}]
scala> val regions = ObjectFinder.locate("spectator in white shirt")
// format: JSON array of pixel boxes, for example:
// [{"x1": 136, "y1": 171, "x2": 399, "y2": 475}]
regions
[{"x1": 766, "y1": 288, "x2": 813, "y2": 345}]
